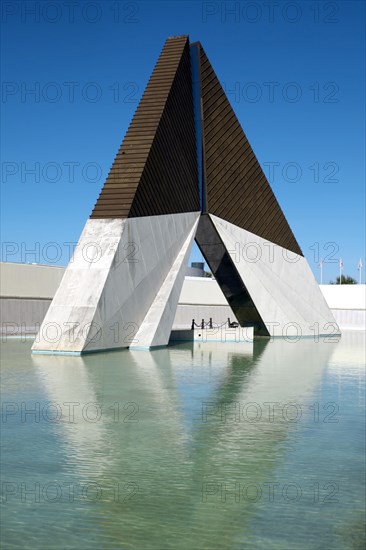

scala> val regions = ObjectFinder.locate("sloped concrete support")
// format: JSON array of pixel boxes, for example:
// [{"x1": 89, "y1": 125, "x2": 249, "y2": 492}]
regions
[
  {"x1": 130, "y1": 217, "x2": 199, "y2": 349},
  {"x1": 207, "y1": 214, "x2": 340, "y2": 338},
  {"x1": 32, "y1": 212, "x2": 200, "y2": 354}
]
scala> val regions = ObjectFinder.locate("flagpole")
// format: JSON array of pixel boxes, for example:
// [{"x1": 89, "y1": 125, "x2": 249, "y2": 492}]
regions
[
  {"x1": 319, "y1": 259, "x2": 323, "y2": 284},
  {"x1": 358, "y1": 258, "x2": 363, "y2": 284},
  {"x1": 339, "y1": 258, "x2": 342, "y2": 285}
]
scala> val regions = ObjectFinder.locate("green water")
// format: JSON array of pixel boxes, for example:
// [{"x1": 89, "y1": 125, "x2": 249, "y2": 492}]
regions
[{"x1": 1, "y1": 332, "x2": 365, "y2": 549}]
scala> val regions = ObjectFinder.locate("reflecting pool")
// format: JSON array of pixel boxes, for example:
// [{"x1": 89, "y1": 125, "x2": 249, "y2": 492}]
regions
[{"x1": 1, "y1": 332, "x2": 365, "y2": 549}]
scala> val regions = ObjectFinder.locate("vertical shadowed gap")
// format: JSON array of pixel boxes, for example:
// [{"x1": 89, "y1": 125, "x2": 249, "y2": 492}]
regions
[
  {"x1": 195, "y1": 214, "x2": 270, "y2": 337},
  {"x1": 190, "y1": 42, "x2": 205, "y2": 213}
]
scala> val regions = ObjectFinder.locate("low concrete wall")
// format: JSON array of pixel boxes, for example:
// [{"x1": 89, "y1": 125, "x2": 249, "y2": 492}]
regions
[
  {"x1": 0, "y1": 263, "x2": 61, "y2": 335},
  {"x1": 1, "y1": 263, "x2": 365, "y2": 334},
  {"x1": 319, "y1": 284, "x2": 365, "y2": 309},
  {"x1": 331, "y1": 309, "x2": 366, "y2": 331},
  {"x1": 0, "y1": 262, "x2": 64, "y2": 299},
  {"x1": 319, "y1": 284, "x2": 366, "y2": 331},
  {"x1": 0, "y1": 297, "x2": 51, "y2": 335},
  {"x1": 174, "y1": 304, "x2": 238, "y2": 329}
]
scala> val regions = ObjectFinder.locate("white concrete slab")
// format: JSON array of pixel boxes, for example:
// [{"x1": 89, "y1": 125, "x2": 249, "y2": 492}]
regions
[
  {"x1": 130, "y1": 215, "x2": 199, "y2": 348},
  {"x1": 210, "y1": 214, "x2": 340, "y2": 338},
  {"x1": 32, "y1": 213, "x2": 200, "y2": 354}
]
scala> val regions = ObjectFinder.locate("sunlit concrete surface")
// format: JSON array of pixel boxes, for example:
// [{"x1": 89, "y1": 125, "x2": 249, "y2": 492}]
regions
[
  {"x1": 209, "y1": 214, "x2": 339, "y2": 336},
  {"x1": 130, "y1": 216, "x2": 199, "y2": 349},
  {"x1": 30, "y1": 212, "x2": 200, "y2": 353}
]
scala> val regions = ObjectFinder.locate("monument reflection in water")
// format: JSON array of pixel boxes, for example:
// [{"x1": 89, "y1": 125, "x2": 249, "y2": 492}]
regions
[{"x1": 1, "y1": 333, "x2": 365, "y2": 549}]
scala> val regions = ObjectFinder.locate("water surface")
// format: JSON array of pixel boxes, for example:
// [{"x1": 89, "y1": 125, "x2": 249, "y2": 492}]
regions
[{"x1": 1, "y1": 333, "x2": 365, "y2": 549}]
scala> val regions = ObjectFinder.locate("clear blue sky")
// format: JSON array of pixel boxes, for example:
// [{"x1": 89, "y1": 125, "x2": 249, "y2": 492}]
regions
[{"x1": 1, "y1": 0, "x2": 365, "y2": 283}]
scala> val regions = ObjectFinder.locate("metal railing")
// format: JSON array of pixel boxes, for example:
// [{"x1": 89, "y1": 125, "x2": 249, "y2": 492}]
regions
[{"x1": 190, "y1": 318, "x2": 239, "y2": 330}]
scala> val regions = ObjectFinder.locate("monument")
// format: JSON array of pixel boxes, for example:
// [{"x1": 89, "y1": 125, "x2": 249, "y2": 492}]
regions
[{"x1": 32, "y1": 36, "x2": 338, "y2": 354}]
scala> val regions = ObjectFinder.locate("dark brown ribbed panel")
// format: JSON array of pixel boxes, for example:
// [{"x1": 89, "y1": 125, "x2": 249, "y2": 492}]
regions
[
  {"x1": 196, "y1": 43, "x2": 302, "y2": 256},
  {"x1": 90, "y1": 36, "x2": 199, "y2": 218}
]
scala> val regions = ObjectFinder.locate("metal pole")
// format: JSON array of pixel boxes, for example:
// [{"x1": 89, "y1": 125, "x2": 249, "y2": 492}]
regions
[
  {"x1": 339, "y1": 258, "x2": 342, "y2": 285},
  {"x1": 358, "y1": 259, "x2": 363, "y2": 284},
  {"x1": 319, "y1": 259, "x2": 323, "y2": 284}
]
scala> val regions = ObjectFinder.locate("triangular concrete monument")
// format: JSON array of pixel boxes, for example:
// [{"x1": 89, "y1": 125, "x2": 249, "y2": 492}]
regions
[{"x1": 32, "y1": 36, "x2": 338, "y2": 354}]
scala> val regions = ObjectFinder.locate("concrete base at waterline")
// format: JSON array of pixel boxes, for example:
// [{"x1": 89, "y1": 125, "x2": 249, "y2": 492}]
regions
[{"x1": 170, "y1": 326, "x2": 254, "y2": 343}]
